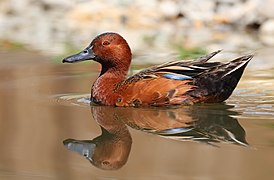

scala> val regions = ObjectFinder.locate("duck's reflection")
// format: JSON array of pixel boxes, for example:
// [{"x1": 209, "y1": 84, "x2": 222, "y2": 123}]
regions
[
  {"x1": 64, "y1": 104, "x2": 248, "y2": 170},
  {"x1": 64, "y1": 106, "x2": 132, "y2": 170}
]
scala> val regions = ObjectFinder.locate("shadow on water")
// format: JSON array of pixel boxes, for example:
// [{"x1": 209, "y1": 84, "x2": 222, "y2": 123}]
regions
[{"x1": 63, "y1": 103, "x2": 248, "y2": 170}]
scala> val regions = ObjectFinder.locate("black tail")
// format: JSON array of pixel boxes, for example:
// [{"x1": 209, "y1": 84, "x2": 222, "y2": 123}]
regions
[
  {"x1": 220, "y1": 55, "x2": 253, "y2": 79},
  {"x1": 191, "y1": 55, "x2": 253, "y2": 103}
]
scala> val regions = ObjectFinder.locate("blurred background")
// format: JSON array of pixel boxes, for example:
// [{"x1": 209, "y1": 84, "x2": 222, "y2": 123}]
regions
[
  {"x1": 1, "y1": 0, "x2": 274, "y2": 63},
  {"x1": 1, "y1": 0, "x2": 274, "y2": 180}
]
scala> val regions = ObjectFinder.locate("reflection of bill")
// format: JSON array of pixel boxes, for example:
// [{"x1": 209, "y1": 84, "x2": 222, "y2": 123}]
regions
[{"x1": 64, "y1": 104, "x2": 248, "y2": 170}]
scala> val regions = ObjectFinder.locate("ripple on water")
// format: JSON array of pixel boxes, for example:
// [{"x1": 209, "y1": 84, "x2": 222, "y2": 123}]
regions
[
  {"x1": 55, "y1": 94, "x2": 91, "y2": 106},
  {"x1": 227, "y1": 87, "x2": 274, "y2": 118},
  {"x1": 56, "y1": 91, "x2": 274, "y2": 119}
]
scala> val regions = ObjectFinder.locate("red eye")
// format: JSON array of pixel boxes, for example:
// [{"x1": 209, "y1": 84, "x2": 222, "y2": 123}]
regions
[{"x1": 102, "y1": 41, "x2": 110, "y2": 46}]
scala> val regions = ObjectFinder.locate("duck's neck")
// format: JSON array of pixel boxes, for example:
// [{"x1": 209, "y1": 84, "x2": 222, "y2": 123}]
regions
[{"x1": 91, "y1": 64, "x2": 129, "y2": 105}]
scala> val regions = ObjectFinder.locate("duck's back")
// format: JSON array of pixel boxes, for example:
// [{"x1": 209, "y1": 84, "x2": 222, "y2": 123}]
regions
[{"x1": 115, "y1": 51, "x2": 253, "y2": 107}]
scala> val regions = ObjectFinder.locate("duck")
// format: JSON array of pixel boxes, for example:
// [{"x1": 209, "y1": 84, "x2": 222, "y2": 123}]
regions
[{"x1": 63, "y1": 32, "x2": 253, "y2": 107}]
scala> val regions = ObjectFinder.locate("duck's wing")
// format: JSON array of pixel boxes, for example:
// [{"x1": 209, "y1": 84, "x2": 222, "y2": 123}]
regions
[
  {"x1": 115, "y1": 51, "x2": 223, "y2": 106},
  {"x1": 126, "y1": 50, "x2": 223, "y2": 83},
  {"x1": 115, "y1": 51, "x2": 253, "y2": 106}
]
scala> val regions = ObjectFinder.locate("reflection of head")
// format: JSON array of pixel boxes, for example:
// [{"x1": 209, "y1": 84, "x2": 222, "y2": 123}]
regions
[
  {"x1": 90, "y1": 132, "x2": 131, "y2": 170},
  {"x1": 64, "y1": 106, "x2": 132, "y2": 170},
  {"x1": 64, "y1": 127, "x2": 132, "y2": 170}
]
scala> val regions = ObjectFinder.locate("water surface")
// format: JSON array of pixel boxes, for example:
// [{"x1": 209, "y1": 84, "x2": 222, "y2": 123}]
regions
[{"x1": 0, "y1": 50, "x2": 274, "y2": 179}]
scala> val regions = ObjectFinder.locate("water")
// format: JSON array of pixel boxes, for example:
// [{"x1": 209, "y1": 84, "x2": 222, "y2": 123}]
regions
[{"x1": 0, "y1": 50, "x2": 274, "y2": 180}]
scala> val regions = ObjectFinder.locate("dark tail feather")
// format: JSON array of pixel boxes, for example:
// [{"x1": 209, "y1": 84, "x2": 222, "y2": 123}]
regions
[
  {"x1": 194, "y1": 50, "x2": 222, "y2": 63},
  {"x1": 221, "y1": 55, "x2": 253, "y2": 79},
  {"x1": 191, "y1": 54, "x2": 253, "y2": 103},
  {"x1": 211, "y1": 54, "x2": 253, "y2": 102}
]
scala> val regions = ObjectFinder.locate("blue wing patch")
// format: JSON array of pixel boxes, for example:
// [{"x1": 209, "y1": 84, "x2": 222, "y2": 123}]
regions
[
  {"x1": 157, "y1": 127, "x2": 194, "y2": 135},
  {"x1": 163, "y1": 73, "x2": 193, "y2": 80}
]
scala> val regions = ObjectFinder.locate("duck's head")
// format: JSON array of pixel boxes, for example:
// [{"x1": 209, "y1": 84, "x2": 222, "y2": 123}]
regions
[{"x1": 63, "y1": 32, "x2": 132, "y2": 68}]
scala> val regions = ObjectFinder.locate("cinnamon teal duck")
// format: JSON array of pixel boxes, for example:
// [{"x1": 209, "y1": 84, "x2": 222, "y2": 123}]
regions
[{"x1": 63, "y1": 32, "x2": 253, "y2": 106}]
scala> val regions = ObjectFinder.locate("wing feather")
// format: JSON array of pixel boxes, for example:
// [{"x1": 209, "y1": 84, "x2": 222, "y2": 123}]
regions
[
  {"x1": 125, "y1": 50, "x2": 223, "y2": 83},
  {"x1": 115, "y1": 50, "x2": 224, "y2": 106}
]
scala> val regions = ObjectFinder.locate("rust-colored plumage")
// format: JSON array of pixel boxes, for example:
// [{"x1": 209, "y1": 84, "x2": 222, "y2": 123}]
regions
[{"x1": 63, "y1": 32, "x2": 253, "y2": 106}]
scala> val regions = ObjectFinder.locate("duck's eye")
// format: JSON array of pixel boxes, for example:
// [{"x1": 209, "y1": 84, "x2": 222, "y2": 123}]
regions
[
  {"x1": 83, "y1": 50, "x2": 88, "y2": 54},
  {"x1": 102, "y1": 41, "x2": 110, "y2": 46}
]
